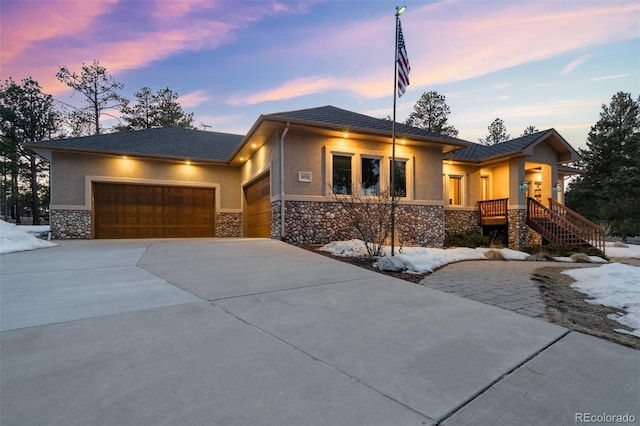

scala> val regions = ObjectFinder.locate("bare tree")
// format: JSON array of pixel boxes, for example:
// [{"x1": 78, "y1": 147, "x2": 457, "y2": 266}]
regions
[{"x1": 56, "y1": 60, "x2": 126, "y2": 135}]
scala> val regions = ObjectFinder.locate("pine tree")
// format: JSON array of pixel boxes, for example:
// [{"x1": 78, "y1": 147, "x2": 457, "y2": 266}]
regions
[
  {"x1": 566, "y1": 92, "x2": 640, "y2": 237},
  {"x1": 405, "y1": 91, "x2": 458, "y2": 137}
]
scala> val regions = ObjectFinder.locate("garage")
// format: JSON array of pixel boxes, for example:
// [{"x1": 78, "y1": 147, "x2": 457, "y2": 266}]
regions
[
  {"x1": 245, "y1": 173, "x2": 271, "y2": 238},
  {"x1": 93, "y1": 183, "x2": 215, "y2": 239}
]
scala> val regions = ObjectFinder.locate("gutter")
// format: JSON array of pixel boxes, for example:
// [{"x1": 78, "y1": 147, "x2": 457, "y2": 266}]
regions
[{"x1": 280, "y1": 122, "x2": 290, "y2": 239}]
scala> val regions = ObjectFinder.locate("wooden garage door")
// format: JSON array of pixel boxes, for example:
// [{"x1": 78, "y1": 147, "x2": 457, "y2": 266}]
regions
[
  {"x1": 93, "y1": 183, "x2": 215, "y2": 239},
  {"x1": 245, "y1": 174, "x2": 271, "y2": 238}
]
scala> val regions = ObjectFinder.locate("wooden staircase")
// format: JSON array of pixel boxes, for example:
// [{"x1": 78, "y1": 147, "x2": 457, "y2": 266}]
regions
[{"x1": 525, "y1": 197, "x2": 605, "y2": 254}]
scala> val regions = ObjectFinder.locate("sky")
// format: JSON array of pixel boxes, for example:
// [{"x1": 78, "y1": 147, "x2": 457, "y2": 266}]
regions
[{"x1": 1, "y1": 0, "x2": 639, "y2": 150}]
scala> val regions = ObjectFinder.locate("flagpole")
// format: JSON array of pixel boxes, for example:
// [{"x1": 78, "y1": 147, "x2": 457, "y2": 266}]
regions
[{"x1": 391, "y1": 5, "x2": 406, "y2": 257}]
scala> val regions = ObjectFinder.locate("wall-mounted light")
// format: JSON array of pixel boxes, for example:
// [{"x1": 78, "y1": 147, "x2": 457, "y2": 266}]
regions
[
  {"x1": 519, "y1": 182, "x2": 529, "y2": 192},
  {"x1": 342, "y1": 132, "x2": 349, "y2": 138}
]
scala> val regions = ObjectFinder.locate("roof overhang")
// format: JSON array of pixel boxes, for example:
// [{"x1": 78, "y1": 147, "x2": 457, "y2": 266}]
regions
[
  {"x1": 229, "y1": 114, "x2": 472, "y2": 166},
  {"x1": 24, "y1": 143, "x2": 230, "y2": 166}
]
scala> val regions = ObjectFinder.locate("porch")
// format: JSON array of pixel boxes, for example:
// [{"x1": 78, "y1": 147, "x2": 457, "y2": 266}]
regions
[{"x1": 477, "y1": 197, "x2": 605, "y2": 254}]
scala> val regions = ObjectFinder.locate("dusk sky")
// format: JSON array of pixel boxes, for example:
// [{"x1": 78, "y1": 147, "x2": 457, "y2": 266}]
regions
[{"x1": 2, "y1": 0, "x2": 638, "y2": 150}]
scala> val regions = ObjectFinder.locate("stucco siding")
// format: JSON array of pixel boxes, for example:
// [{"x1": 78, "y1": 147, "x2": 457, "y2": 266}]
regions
[{"x1": 50, "y1": 152, "x2": 242, "y2": 210}]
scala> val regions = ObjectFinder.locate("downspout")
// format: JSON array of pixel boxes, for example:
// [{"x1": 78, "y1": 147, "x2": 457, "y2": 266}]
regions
[{"x1": 280, "y1": 122, "x2": 290, "y2": 239}]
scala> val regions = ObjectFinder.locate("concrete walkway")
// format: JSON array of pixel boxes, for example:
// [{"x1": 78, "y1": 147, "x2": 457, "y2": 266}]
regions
[{"x1": 1, "y1": 239, "x2": 638, "y2": 426}]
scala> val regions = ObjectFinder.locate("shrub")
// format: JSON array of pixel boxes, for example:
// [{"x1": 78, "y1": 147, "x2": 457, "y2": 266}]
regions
[{"x1": 445, "y1": 231, "x2": 490, "y2": 248}]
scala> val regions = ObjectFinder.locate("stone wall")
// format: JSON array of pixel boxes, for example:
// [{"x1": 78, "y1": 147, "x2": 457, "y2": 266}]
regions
[
  {"x1": 444, "y1": 209, "x2": 480, "y2": 235},
  {"x1": 216, "y1": 212, "x2": 244, "y2": 237},
  {"x1": 275, "y1": 200, "x2": 445, "y2": 248},
  {"x1": 51, "y1": 209, "x2": 91, "y2": 239}
]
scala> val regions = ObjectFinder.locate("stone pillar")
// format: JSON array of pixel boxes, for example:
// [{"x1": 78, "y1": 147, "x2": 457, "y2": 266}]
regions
[
  {"x1": 216, "y1": 212, "x2": 244, "y2": 237},
  {"x1": 50, "y1": 209, "x2": 91, "y2": 239},
  {"x1": 508, "y1": 208, "x2": 527, "y2": 250}
]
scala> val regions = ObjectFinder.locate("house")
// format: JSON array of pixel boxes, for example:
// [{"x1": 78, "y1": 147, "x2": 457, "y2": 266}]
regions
[{"x1": 27, "y1": 105, "x2": 603, "y2": 251}]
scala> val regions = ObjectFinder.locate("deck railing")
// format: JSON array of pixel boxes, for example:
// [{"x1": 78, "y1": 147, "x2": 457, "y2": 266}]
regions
[
  {"x1": 478, "y1": 198, "x2": 508, "y2": 225},
  {"x1": 526, "y1": 197, "x2": 605, "y2": 254},
  {"x1": 547, "y1": 198, "x2": 606, "y2": 253}
]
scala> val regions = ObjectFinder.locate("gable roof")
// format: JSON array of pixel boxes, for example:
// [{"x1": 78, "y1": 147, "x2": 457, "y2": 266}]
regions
[
  {"x1": 268, "y1": 105, "x2": 467, "y2": 143},
  {"x1": 26, "y1": 127, "x2": 244, "y2": 163},
  {"x1": 445, "y1": 129, "x2": 580, "y2": 163},
  {"x1": 230, "y1": 105, "x2": 472, "y2": 164}
]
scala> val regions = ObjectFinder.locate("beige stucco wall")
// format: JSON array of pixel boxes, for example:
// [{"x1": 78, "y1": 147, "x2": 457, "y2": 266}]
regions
[
  {"x1": 50, "y1": 151, "x2": 242, "y2": 210},
  {"x1": 241, "y1": 133, "x2": 277, "y2": 193},
  {"x1": 491, "y1": 164, "x2": 510, "y2": 200},
  {"x1": 266, "y1": 130, "x2": 445, "y2": 203}
]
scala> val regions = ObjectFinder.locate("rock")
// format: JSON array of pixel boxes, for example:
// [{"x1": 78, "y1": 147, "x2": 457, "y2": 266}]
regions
[
  {"x1": 526, "y1": 255, "x2": 548, "y2": 261},
  {"x1": 570, "y1": 253, "x2": 592, "y2": 263},
  {"x1": 484, "y1": 249, "x2": 504, "y2": 260},
  {"x1": 376, "y1": 256, "x2": 406, "y2": 272},
  {"x1": 614, "y1": 241, "x2": 629, "y2": 248}
]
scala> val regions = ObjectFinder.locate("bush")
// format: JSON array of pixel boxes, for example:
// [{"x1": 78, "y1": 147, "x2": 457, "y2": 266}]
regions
[{"x1": 445, "y1": 231, "x2": 490, "y2": 248}]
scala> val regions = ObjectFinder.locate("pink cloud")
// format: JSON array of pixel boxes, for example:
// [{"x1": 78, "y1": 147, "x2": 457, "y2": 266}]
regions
[
  {"x1": 238, "y1": 1, "x2": 639, "y2": 103},
  {"x1": 179, "y1": 90, "x2": 214, "y2": 108},
  {"x1": 0, "y1": 0, "x2": 118, "y2": 65},
  {"x1": 1, "y1": 0, "x2": 312, "y2": 95},
  {"x1": 228, "y1": 76, "x2": 340, "y2": 105}
]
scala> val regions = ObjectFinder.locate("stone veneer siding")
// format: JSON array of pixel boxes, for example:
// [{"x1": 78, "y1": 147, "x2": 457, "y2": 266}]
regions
[
  {"x1": 444, "y1": 209, "x2": 480, "y2": 235},
  {"x1": 51, "y1": 209, "x2": 91, "y2": 239},
  {"x1": 273, "y1": 200, "x2": 445, "y2": 248},
  {"x1": 508, "y1": 208, "x2": 528, "y2": 250},
  {"x1": 216, "y1": 212, "x2": 244, "y2": 237}
]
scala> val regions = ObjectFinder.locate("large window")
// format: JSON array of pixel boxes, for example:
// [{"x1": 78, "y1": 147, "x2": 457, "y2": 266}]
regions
[
  {"x1": 361, "y1": 157, "x2": 380, "y2": 196},
  {"x1": 390, "y1": 160, "x2": 407, "y2": 197},
  {"x1": 332, "y1": 155, "x2": 352, "y2": 194},
  {"x1": 449, "y1": 176, "x2": 462, "y2": 205}
]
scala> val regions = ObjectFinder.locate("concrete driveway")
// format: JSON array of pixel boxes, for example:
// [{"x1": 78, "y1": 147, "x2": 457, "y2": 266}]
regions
[{"x1": 1, "y1": 239, "x2": 637, "y2": 426}]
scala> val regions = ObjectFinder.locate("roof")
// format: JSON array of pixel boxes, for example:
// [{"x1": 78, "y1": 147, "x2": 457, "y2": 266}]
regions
[
  {"x1": 267, "y1": 105, "x2": 469, "y2": 143},
  {"x1": 26, "y1": 127, "x2": 244, "y2": 163},
  {"x1": 445, "y1": 129, "x2": 580, "y2": 163}
]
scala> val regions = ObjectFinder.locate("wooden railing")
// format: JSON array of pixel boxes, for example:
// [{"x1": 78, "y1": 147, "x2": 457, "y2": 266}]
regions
[
  {"x1": 526, "y1": 197, "x2": 605, "y2": 254},
  {"x1": 547, "y1": 198, "x2": 606, "y2": 253},
  {"x1": 478, "y1": 198, "x2": 508, "y2": 225}
]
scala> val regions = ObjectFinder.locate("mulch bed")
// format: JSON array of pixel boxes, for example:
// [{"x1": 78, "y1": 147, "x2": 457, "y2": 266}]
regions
[
  {"x1": 532, "y1": 264, "x2": 640, "y2": 350},
  {"x1": 299, "y1": 244, "x2": 430, "y2": 284}
]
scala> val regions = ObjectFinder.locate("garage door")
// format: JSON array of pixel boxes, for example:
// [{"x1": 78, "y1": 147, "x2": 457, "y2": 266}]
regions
[
  {"x1": 93, "y1": 183, "x2": 215, "y2": 239},
  {"x1": 245, "y1": 173, "x2": 271, "y2": 238}
]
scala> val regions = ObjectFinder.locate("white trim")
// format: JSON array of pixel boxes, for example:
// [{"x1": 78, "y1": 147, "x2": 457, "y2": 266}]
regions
[{"x1": 50, "y1": 204, "x2": 91, "y2": 211}]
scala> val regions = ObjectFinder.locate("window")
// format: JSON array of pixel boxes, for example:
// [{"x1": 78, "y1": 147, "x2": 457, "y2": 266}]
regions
[
  {"x1": 390, "y1": 160, "x2": 407, "y2": 197},
  {"x1": 361, "y1": 157, "x2": 380, "y2": 195},
  {"x1": 449, "y1": 176, "x2": 462, "y2": 205},
  {"x1": 332, "y1": 155, "x2": 352, "y2": 194}
]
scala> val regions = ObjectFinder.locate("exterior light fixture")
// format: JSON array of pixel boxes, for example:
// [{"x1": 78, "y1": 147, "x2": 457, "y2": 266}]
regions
[
  {"x1": 251, "y1": 143, "x2": 258, "y2": 149},
  {"x1": 396, "y1": 5, "x2": 406, "y2": 16},
  {"x1": 343, "y1": 132, "x2": 349, "y2": 138},
  {"x1": 185, "y1": 160, "x2": 191, "y2": 165}
]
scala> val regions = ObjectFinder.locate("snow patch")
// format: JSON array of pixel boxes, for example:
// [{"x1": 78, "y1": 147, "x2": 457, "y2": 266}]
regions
[
  {"x1": 0, "y1": 220, "x2": 57, "y2": 254},
  {"x1": 563, "y1": 263, "x2": 640, "y2": 337}
]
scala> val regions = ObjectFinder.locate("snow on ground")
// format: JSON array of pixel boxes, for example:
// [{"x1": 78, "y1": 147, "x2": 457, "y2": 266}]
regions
[
  {"x1": 564, "y1": 263, "x2": 640, "y2": 338},
  {"x1": 319, "y1": 239, "x2": 530, "y2": 273},
  {"x1": 0, "y1": 220, "x2": 56, "y2": 254},
  {"x1": 605, "y1": 241, "x2": 640, "y2": 259},
  {"x1": 320, "y1": 239, "x2": 640, "y2": 274}
]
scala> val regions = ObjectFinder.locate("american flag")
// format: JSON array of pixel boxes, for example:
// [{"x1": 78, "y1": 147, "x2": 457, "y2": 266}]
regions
[{"x1": 397, "y1": 20, "x2": 410, "y2": 97}]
